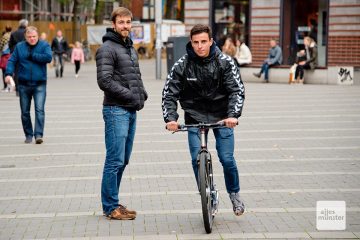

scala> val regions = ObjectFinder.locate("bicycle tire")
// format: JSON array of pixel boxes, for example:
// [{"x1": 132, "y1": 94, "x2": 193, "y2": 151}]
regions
[{"x1": 198, "y1": 151, "x2": 213, "y2": 233}]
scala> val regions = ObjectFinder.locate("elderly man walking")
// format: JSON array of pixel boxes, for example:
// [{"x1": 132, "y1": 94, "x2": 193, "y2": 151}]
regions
[{"x1": 5, "y1": 26, "x2": 52, "y2": 144}]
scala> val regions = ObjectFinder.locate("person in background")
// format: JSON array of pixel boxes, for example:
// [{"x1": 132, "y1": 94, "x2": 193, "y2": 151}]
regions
[
  {"x1": 71, "y1": 41, "x2": 85, "y2": 78},
  {"x1": 0, "y1": 25, "x2": 12, "y2": 91},
  {"x1": 51, "y1": 30, "x2": 69, "y2": 78},
  {"x1": 9, "y1": 19, "x2": 28, "y2": 95},
  {"x1": 5, "y1": 26, "x2": 52, "y2": 144},
  {"x1": 40, "y1": 32, "x2": 47, "y2": 42},
  {"x1": 253, "y1": 39, "x2": 282, "y2": 83},
  {"x1": 234, "y1": 39, "x2": 252, "y2": 66},
  {"x1": 294, "y1": 36, "x2": 317, "y2": 84},
  {"x1": 222, "y1": 37, "x2": 239, "y2": 66}
]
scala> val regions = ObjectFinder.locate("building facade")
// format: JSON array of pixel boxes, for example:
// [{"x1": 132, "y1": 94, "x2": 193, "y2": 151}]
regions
[{"x1": 184, "y1": 0, "x2": 360, "y2": 68}]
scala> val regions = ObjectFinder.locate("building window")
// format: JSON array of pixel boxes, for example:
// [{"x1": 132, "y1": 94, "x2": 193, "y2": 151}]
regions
[
  {"x1": 142, "y1": 0, "x2": 155, "y2": 21},
  {"x1": 212, "y1": 0, "x2": 250, "y2": 48},
  {"x1": 282, "y1": 0, "x2": 328, "y2": 66}
]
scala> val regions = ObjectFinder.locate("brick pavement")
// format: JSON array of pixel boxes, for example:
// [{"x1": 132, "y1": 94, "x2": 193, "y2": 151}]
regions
[{"x1": 0, "y1": 59, "x2": 359, "y2": 239}]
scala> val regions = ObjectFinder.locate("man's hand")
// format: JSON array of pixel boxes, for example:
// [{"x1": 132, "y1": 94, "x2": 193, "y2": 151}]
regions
[
  {"x1": 223, "y1": 118, "x2": 238, "y2": 128},
  {"x1": 166, "y1": 121, "x2": 178, "y2": 131},
  {"x1": 4, "y1": 76, "x2": 11, "y2": 84}
]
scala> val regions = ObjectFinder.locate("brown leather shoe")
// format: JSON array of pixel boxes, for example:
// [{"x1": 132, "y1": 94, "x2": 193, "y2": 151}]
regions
[
  {"x1": 119, "y1": 204, "x2": 137, "y2": 216},
  {"x1": 106, "y1": 207, "x2": 136, "y2": 220}
]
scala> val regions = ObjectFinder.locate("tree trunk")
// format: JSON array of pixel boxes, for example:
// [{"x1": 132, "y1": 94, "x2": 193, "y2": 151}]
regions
[
  {"x1": 72, "y1": 0, "x2": 81, "y2": 43},
  {"x1": 94, "y1": 0, "x2": 105, "y2": 24}
]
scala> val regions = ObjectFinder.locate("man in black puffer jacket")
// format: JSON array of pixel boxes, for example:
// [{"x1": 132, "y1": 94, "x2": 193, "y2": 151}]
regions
[
  {"x1": 96, "y1": 7, "x2": 147, "y2": 221},
  {"x1": 162, "y1": 24, "x2": 245, "y2": 216}
]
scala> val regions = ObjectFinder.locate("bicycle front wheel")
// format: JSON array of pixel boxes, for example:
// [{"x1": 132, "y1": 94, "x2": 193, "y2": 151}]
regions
[{"x1": 198, "y1": 151, "x2": 213, "y2": 233}]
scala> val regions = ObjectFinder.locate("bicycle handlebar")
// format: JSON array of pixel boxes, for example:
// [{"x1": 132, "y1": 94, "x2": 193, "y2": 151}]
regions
[{"x1": 166, "y1": 122, "x2": 225, "y2": 132}]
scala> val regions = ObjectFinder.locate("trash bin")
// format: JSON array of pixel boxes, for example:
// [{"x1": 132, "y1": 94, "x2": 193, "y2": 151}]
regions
[{"x1": 166, "y1": 36, "x2": 189, "y2": 73}]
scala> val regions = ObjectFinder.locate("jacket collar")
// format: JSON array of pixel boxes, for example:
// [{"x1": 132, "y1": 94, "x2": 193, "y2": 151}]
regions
[
  {"x1": 102, "y1": 28, "x2": 133, "y2": 48},
  {"x1": 186, "y1": 41, "x2": 219, "y2": 63}
]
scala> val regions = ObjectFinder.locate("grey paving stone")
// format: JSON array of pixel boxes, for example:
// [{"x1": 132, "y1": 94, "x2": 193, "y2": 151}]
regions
[{"x1": 1, "y1": 60, "x2": 360, "y2": 239}]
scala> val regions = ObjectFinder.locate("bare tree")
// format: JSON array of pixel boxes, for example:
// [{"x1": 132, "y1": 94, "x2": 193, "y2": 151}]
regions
[{"x1": 94, "y1": 0, "x2": 105, "y2": 24}]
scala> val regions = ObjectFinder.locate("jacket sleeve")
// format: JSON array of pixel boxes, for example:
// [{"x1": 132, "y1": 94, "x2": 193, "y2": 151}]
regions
[
  {"x1": 96, "y1": 46, "x2": 133, "y2": 102},
  {"x1": 9, "y1": 33, "x2": 16, "y2": 53},
  {"x1": 306, "y1": 46, "x2": 317, "y2": 67},
  {"x1": 31, "y1": 42, "x2": 52, "y2": 64},
  {"x1": 221, "y1": 54, "x2": 245, "y2": 118},
  {"x1": 161, "y1": 56, "x2": 186, "y2": 123}
]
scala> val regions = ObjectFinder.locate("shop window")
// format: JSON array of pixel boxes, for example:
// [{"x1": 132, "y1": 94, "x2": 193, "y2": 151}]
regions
[
  {"x1": 212, "y1": 0, "x2": 250, "y2": 49},
  {"x1": 282, "y1": 0, "x2": 328, "y2": 66}
]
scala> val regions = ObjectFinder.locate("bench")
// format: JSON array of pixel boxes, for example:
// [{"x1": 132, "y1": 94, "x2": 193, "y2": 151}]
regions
[{"x1": 239, "y1": 64, "x2": 335, "y2": 84}]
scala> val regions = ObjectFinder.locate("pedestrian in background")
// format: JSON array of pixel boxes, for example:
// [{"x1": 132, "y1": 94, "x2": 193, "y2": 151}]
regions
[
  {"x1": 235, "y1": 39, "x2": 252, "y2": 66},
  {"x1": 0, "y1": 25, "x2": 12, "y2": 91},
  {"x1": 9, "y1": 19, "x2": 28, "y2": 95},
  {"x1": 253, "y1": 39, "x2": 282, "y2": 83},
  {"x1": 5, "y1": 26, "x2": 52, "y2": 144},
  {"x1": 71, "y1": 41, "x2": 85, "y2": 78},
  {"x1": 294, "y1": 36, "x2": 317, "y2": 84},
  {"x1": 51, "y1": 30, "x2": 68, "y2": 78},
  {"x1": 40, "y1": 32, "x2": 48, "y2": 42},
  {"x1": 96, "y1": 7, "x2": 148, "y2": 220}
]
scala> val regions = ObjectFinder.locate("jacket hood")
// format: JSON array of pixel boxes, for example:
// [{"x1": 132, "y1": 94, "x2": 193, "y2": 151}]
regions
[
  {"x1": 186, "y1": 41, "x2": 219, "y2": 62},
  {"x1": 102, "y1": 28, "x2": 133, "y2": 48}
]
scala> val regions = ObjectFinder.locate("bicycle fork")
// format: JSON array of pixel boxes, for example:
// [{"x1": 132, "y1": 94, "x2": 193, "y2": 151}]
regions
[{"x1": 199, "y1": 128, "x2": 219, "y2": 216}]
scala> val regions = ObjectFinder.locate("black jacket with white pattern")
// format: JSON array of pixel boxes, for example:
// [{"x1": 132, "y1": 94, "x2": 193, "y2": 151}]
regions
[
  {"x1": 162, "y1": 42, "x2": 245, "y2": 124},
  {"x1": 96, "y1": 28, "x2": 147, "y2": 111}
]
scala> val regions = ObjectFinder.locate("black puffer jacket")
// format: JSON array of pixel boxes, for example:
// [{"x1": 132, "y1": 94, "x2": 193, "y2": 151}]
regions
[
  {"x1": 162, "y1": 42, "x2": 245, "y2": 124},
  {"x1": 9, "y1": 26, "x2": 26, "y2": 53},
  {"x1": 96, "y1": 28, "x2": 147, "y2": 111}
]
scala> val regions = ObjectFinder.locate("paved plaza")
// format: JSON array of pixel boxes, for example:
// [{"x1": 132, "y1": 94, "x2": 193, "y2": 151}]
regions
[{"x1": 0, "y1": 60, "x2": 359, "y2": 239}]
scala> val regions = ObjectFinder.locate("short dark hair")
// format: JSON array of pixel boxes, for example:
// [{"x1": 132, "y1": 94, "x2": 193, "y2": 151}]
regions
[
  {"x1": 190, "y1": 24, "x2": 212, "y2": 40},
  {"x1": 111, "y1": 7, "x2": 133, "y2": 23}
]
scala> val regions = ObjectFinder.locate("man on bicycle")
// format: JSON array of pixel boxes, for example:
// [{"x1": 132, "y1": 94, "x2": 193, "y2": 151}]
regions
[{"x1": 162, "y1": 24, "x2": 245, "y2": 216}]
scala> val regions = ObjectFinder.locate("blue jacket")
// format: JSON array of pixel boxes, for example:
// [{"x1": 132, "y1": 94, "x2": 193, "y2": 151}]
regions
[
  {"x1": 5, "y1": 40, "x2": 52, "y2": 83},
  {"x1": 266, "y1": 45, "x2": 283, "y2": 65}
]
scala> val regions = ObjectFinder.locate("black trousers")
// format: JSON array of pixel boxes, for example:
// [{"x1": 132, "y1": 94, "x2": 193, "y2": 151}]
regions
[
  {"x1": 74, "y1": 60, "x2": 81, "y2": 74},
  {"x1": 295, "y1": 63, "x2": 311, "y2": 79}
]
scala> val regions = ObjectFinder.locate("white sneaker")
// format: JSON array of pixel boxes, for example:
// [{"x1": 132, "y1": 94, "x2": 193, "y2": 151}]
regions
[{"x1": 75, "y1": 74, "x2": 78, "y2": 78}]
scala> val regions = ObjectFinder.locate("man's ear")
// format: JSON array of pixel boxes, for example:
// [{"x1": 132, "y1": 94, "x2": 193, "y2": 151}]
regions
[
  {"x1": 210, "y1": 38, "x2": 214, "y2": 44},
  {"x1": 111, "y1": 22, "x2": 116, "y2": 32}
]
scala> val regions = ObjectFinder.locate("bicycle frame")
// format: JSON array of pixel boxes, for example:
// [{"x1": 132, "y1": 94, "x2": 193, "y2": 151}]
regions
[{"x1": 173, "y1": 122, "x2": 224, "y2": 233}]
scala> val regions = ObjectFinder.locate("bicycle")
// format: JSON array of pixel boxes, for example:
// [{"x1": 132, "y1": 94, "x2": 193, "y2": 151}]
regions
[{"x1": 172, "y1": 122, "x2": 225, "y2": 233}]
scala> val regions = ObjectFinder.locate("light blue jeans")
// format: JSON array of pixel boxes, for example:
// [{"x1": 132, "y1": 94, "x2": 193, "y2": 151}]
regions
[
  {"x1": 187, "y1": 127, "x2": 240, "y2": 193},
  {"x1": 101, "y1": 106, "x2": 136, "y2": 215}
]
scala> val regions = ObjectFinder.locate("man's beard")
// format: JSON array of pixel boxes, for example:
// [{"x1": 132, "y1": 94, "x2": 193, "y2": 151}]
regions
[{"x1": 119, "y1": 29, "x2": 129, "y2": 38}]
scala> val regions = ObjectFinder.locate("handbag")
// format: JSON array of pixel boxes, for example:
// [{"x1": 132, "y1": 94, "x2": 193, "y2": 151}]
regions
[{"x1": 0, "y1": 53, "x2": 10, "y2": 70}]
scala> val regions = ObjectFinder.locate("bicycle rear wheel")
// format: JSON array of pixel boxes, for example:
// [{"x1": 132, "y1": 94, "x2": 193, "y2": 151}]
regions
[{"x1": 198, "y1": 151, "x2": 213, "y2": 233}]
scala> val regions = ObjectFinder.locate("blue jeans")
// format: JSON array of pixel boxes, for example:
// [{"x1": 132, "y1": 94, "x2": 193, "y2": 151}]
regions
[
  {"x1": 53, "y1": 54, "x2": 64, "y2": 77},
  {"x1": 187, "y1": 127, "x2": 240, "y2": 193},
  {"x1": 260, "y1": 62, "x2": 279, "y2": 81},
  {"x1": 18, "y1": 83, "x2": 47, "y2": 138},
  {"x1": 101, "y1": 106, "x2": 137, "y2": 215}
]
